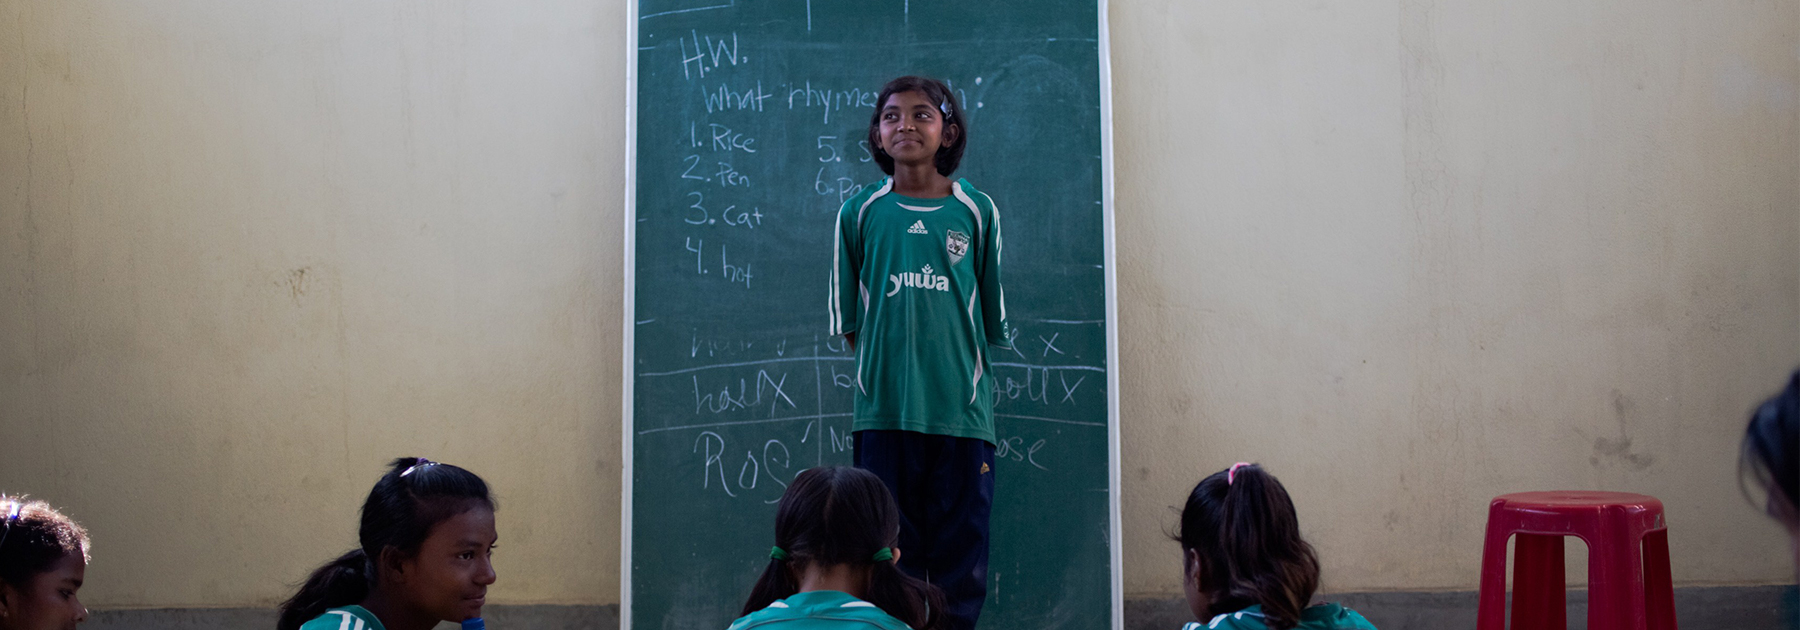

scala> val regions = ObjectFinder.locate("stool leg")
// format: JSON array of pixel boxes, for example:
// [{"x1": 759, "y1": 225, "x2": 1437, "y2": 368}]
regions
[
  {"x1": 1477, "y1": 527, "x2": 1513, "y2": 630},
  {"x1": 1512, "y1": 533, "x2": 1567, "y2": 630},
  {"x1": 1588, "y1": 530, "x2": 1648, "y2": 630},
  {"x1": 1642, "y1": 530, "x2": 1676, "y2": 630}
]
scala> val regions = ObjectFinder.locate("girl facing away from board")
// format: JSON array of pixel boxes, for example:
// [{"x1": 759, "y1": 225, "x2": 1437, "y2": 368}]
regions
[
  {"x1": 1174, "y1": 463, "x2": 1377, "y2": 630},
  {"x1": 277, "y1": 458, "x2": 497, "y2": 630},
  {"x1": 732, "y1": 466, "x2": 945, "y2": 630},
  {"x1": 0, "y1": 495, "x2": 90, "y2": 630}
]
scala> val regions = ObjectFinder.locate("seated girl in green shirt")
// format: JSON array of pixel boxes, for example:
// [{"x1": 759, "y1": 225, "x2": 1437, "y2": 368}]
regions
[
  {"x1": 731, "y1": 466, "x2": 944, "y2": 630},
  {"x1": 1175, "y1": 463, "x2": 1378, "y2": 630},
  {"x1": 277, "y1": 458, "x2": 498, "y2": 630}
]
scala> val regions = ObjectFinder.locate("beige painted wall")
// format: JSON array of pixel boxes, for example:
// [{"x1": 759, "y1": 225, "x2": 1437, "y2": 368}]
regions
[{"x1": 1, "y1": 0, "x2": 1794, "y2": 610}]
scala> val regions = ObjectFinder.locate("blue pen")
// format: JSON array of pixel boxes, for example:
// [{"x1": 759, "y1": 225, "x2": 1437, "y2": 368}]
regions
[{"x1": 462, "y1": 619, "x2": 485, "y2": 630}]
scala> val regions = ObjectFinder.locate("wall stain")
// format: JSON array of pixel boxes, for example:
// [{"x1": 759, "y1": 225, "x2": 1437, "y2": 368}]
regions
[
  {"x1": 284, "y1": 267, "x2": 311, "y2": 303},
  {"x1": 1591, "y1": 389, "x2": 1656, "y2": 470}
]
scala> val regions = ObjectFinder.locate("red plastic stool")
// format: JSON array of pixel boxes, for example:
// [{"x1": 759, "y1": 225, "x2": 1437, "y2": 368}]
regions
[{"x1": 1476, "y1": 491, "x2": 1677, "y2": 630}]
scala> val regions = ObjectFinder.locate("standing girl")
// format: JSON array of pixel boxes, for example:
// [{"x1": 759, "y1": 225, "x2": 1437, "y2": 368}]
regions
[
  {"x1": 0, "y1": 495, "x2": 90, "y2": 630},
  {"x1": 1174, "y1": 463, "x2": 1377, "y2": 630},
  {"x1": 828, "y1": 75, "x2": 1009, "y2": 630},
  {"x1": 277, "y1": 458, "x2": 498, "y2": 630},
  {"x1": 733, "y1": 466, "x2": 944, "y2": 630}
]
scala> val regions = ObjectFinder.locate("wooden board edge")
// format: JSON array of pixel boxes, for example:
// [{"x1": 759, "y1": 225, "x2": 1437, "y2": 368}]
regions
[
  {"x1": 1097, "y1": 0, "x2": 1124, "y2": 628},
  {"x1": 621, "y1": 0, "x2": 640, "y2": 628}
]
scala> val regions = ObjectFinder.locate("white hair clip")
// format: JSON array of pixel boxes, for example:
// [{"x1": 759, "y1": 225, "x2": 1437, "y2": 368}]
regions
[{"x1": 0, "y1": 498, "x2": 21, "y2": 550}]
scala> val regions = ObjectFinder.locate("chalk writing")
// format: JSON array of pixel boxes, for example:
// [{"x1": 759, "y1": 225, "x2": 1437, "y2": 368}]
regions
[
  {"x1": 720, "y1": 244, "x2": 752, "y2": 287},
  {"x1": 784, "y1": 82, "x2": 878, "y2": 124},
  {"x1": 704, "y1": 82, "x2": 774, "y2": 113},
  {"x1": 678, "y1": 31, "x2": 743, "y2": 81},
  {"x1": 691, "y1": 123, "x2": 755, "y2": 152},
  {"x1": 995, "y1": 436, "x2": 1050, "y2": 470},
  {"x1": 815, "y1": 167, "x2": 860, "y2": 202},
  {"x1": 692, "y1": 369, "x2": 796, "y2": 416}
]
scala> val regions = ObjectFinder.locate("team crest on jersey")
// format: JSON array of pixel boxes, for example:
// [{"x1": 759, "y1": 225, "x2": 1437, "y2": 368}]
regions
[{"x1": 946, "y1": 230, "x2": 970, "y2": 264}]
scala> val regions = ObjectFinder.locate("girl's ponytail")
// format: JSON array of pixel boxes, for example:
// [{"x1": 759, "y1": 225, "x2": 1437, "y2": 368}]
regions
[
  {"x1": 1175, "y1": 463, "x2": 1321, "y2": 630},
  {"x1": 865, "y1": 554, "x2": 943, "y2": 630},
  {"x1": 739, "y1": 555, "x2": 800, "y2": 617},
  {"x1": 1218, "y1": 466, "x2": 1318, "y2": 630},
  {"x1": 276, "y1": 549, "x2": 372, "y2": 630}
]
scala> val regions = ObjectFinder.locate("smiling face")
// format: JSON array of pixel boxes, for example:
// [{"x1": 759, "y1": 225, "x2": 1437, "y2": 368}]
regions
[
  {"x1": 877, "y1": 90, "x2": 959, "y2": 171},
  {"x1": 393, "y1": 507, "x2": 497, "y2": 623},
  {"x1": 0, "y1": 554, "x2": 87, "y2": 630}
]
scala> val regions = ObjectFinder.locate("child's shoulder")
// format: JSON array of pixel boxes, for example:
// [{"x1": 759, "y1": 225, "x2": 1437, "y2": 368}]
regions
[
  {"x1": 837, "y1": 178, "x2": 893, "y2": 215},
  {"x1": 951, "y1": 178, "x2": 995, "y2": 207},
  {"x1": 299, "y1": 606, "x2": 384, "y2": 630},
  {"x1": 1180, "y1": 603, "x2": 1377, "y2": 630},
  {"x1": 728, "y1": 591, "x2": 914, "y2": 630}
]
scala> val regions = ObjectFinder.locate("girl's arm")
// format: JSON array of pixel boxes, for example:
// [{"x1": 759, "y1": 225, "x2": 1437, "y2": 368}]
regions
[
  {"x1": 829, "y1": 200, "x2": 861, "y2": 344},
  {"x1": 978, "y1": 196, "x2": 1010, "y2": 348}
]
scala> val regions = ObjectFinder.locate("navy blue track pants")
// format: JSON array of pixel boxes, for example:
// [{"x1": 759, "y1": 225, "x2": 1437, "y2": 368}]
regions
[{"x1": 853, "y1": 429, "x2": 995, "y2": 630}]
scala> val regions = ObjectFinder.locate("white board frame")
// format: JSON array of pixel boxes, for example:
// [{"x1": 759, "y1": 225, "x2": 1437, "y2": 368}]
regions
[{"x1": 620, "y1": 2, "x2": 1122, "y2": 626}]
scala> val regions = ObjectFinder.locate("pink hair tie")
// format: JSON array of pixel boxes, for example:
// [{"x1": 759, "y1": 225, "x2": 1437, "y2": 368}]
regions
[{"x1": 1227, "y1": 462, "x2": 1253, "y2": 485}]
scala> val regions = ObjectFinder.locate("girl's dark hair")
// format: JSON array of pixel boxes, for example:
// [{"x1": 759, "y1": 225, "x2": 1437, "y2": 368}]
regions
[
  {"x1": 0, "y1": 495, "x2": 90, "y2": 587},
  {"x1": 1174, "y1": 464, "x2": 1320, "y2": 630},
  {"x1": 740, "y1": 466, "x2": 944, "y2": 630},
  {"x1": 277, "y1": 458, "x2": 495, "y2": 630},
  {"x1": 1742, "y1": 370, "x2": 1799, "y2": 519},
  {"x1": 867, "y1": 75, "x2": 967, "y2": 177}
]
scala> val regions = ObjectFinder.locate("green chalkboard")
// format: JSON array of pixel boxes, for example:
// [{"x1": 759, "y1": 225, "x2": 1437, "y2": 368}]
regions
[{"x1": 623, "y1": 2, "x2": 1119, "y2": 629}]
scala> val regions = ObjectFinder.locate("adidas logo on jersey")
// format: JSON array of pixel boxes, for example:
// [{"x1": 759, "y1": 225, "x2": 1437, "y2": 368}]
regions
[
  {"x1": 906, "y1": 220, "x2": 928, "y2": 235},
  {"x1": 886, "y1": 264, "x2": 950, "y2": 296}
]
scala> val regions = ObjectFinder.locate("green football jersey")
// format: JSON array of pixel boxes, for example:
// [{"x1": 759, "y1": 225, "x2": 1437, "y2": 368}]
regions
[
  {"x1": 727, "y1": 590, "x2": 915, "y2": 630},
  {"x1": 1181, "y1": 604, "x2": 1379, "y2": 630},
  {"x1": 299, "y1": 605, "x2": 386, "y2": 630},
  {"x1": 829, "y1": 177, "x2": 1011, "y2": 444}
]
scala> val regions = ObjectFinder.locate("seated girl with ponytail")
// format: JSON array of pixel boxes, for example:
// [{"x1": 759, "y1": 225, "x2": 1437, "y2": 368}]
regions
[
  {"x1": 733, "y1": 466, "x2": 945, "y2": 630},
  {"x1": 0, "y1": 495, "x2": 91, "y2": 630},
  {"x1": 1174, "y1": 463, "x2": 1376, "y2": 630},
  {"x1": 278, "y1": 458, "x2": 498, "y2": 630}
]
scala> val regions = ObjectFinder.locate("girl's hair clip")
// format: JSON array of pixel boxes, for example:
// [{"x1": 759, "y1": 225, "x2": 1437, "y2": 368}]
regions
[
  {"x1": 939, "y1": 101, "x2": 951, "y2": 116},
  {"x1": 0, "y1": 498, "x2": 21, "y2": 551},
  {"x1": 1226, "y1": 462, "x2": 1253, "y2": 485},
  {"x1": 401, "y1": 459, "x2": 439, "y2": 477}
]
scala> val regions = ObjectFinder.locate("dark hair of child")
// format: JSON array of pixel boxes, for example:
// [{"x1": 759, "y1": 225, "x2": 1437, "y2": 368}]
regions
[
  {"x1": 276, "y1": 457, "x2": 496, "y2": 630},
  {"x1": 740, "y1": 466, "x2": 944, "y2": 630},
  {"x1": 0, "y1": 495, "x2": 90, "y2": 588},
  {"x1": 1743, "y1": 370, "x2": 1799, "y2": 519},
  {"x1": 866, "y1": 75, "x2": 968, "y2": 177},
  {"x1": 1174, "y1": 463, "x2": 1321, "y2": 630}
]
